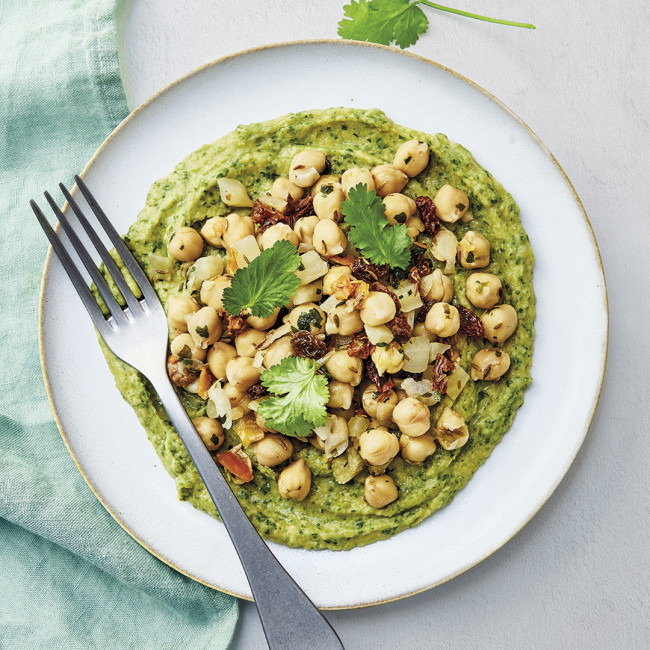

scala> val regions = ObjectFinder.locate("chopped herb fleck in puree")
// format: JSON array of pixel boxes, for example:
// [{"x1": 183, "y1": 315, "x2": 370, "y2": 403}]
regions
[{"x1": 100, "y1": 108, "x2": 535, "y2": 550}]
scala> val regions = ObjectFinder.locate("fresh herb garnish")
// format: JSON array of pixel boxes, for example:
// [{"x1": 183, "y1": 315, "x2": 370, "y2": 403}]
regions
[
  {"x1": 258, "y1": 357, "x2": 330, "y2": 438},
  {"x1": 195, "y1": 325, "x2": 209, "y2": 338},
  {"x1": 297, "y1": 307, "x2": 323, "y2": 331},
  {"x1": 342, "y1": 184, "x2": 411, "y2": 269},
  {"x1": 222, "y1": 239, "x2": 301, "y2": 318},
  {"x1": 338, "y1": 0, "x2": 535, "y2": 49}
]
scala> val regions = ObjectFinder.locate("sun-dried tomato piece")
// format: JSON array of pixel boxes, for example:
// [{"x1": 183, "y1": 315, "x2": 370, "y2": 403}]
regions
[
  {"x1": 247, "y1": 382, "x2": 268, "y2": 400},
  {"x1": 347, "y1": 333, "x2": 375, "y2": 359},
  {"x1": 387, "y1": 313, "x2": 413, "y2": 343},
  {"x1": 369, "y1": 282, "x2": 401, "y2": 311},
  {"x1": 250, "y1": 198, "x2": 288, "y2": 233},
  {"x1": 350, "y1": 257, "x2": 389, "y2": 283},
  {"x1": 415, "y1": 196, "x2": 441, "y2": 236},
  {"x1": 222, "y1": 314, "x2": 247, "y2": 340},
  {"x1": 431, "y1": 353, "x2": 456, "y2": 394},
  {"x1": 217, "y1": 446, "x2": 254, "y2": 483},
  {"x1": 365, "y1": 358, "x2": 395, "y2": 396},
  {"x1": 291, "y1": 330, "x2": 333, "y2": 358},
  {"x1": 413, "y1": 254, "x2": 433, "y2": 277},
  {"x1": 457, "y1": 304, "x2": 485, "y2": 338},
  {"x1": 167, "y1": 355, "x2": 199, "y2": 388},
  {"x1": 416, "y1": 300, "x2": 434, "y2": 323},
  {"x1": 285, "y1": 194, "x2": 314, "y2": 226}
]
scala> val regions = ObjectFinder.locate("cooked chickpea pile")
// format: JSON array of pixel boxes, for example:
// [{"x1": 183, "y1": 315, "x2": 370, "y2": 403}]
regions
[{"x1": 162, "y1": 138, "x2": 519, "y2": 511}]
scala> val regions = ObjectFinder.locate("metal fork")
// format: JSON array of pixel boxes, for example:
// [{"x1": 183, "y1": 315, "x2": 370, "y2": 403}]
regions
[{"x1": 32, "y1": 176, "x2": 344, "y2": 650}]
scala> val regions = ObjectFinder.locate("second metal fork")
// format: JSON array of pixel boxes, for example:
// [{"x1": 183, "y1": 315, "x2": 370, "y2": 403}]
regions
[{"x1": 32, "y1": 176, "x2": 344, "y2": 650}]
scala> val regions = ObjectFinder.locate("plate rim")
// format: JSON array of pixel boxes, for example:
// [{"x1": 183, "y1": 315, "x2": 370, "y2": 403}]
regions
[{"x1": 38, "y1": 39, "x2": 609, "y2": 609}]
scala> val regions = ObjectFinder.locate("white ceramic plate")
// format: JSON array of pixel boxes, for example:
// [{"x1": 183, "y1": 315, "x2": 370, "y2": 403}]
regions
[{"x1": 39, "y1": 41, "x2": 607, "y2": 609}]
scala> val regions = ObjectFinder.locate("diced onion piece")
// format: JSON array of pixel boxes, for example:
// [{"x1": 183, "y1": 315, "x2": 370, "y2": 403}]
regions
[
  {"x1": 296, "y1": 250, "x2": 329, "y2": 285},
  {"x1": 402, "y1": 377, "x2": 440, "y2": 406},
  {"x1": 230, "y1": 235, "x2": 261, "y2": 270},
  {"x1": 258, "y1": 322, "x2": 291, "y2": 351},
  {"x1": 404, "y1": 309, "x2": 416, "y2": 330},
  {"x1": 206, "y1": 381, "x2": 233, "y2": 429},
  {"x1": 314, "y1": 415, "x2": 348, "y2": 459},
  {"x1": 429, "y1": 342, "x2": 451, "y2": 362},
  {"x1": 402, "y1": 336, "x2": 431, "y2": 373},
  {"x1": 445, "y1": 363, "x2": 470, "y2": 401},
  {"x1": 364, "y1": 324, "x2": 394, "y2": 345},
  {"x1": 252, "y1": 350, "x2": 265, "y2": 368},
  {"x1": 257, "y1": 193, "x2": 287, "y2": 213},
  {"x1": 184, "y1": 377, "x2": 200, "y2": 394},
  {"x1": 461, "y1": 211, "x2": 474, "y2": 223},
  {"x1": 217, "y1": 178, "x2": 253, "y2": 207},
  {"x1": 331, "y1": 446, "x2": 364, "y2": 484},
  {"x1": 148, "y1": 253, "x2": 175, "y2": 281},
  {"x1": 186, "y1": 255, "x2": 224, "y2": 292},
  {"x1": 431, "y1": 227, "x2": 458, "y2": 274},
  {"x1": 394, "y1": 280, "x2": 423, "y2": 312},
  {"x1": 348, "y1": 415, "x2": 370, "y2": 439},
  {"x1": 320, "y1": 294, "x2": 341, "y2": 314}
]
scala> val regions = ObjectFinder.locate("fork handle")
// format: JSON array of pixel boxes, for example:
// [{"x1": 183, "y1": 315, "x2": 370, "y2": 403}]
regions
[{"x1": 151, "y1": 374, "x2": 344, "y2": 650}]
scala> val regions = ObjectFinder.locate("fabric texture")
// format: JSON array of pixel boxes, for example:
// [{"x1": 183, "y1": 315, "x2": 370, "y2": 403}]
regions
[{"x1": 0, "y1": 1, "x2": 238, "y2": 647}]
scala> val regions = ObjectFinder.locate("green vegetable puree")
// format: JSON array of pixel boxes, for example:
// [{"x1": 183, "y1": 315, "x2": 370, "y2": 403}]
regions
[{"x1": 101, "y1": 108, "x2": 535, "y2": 550}]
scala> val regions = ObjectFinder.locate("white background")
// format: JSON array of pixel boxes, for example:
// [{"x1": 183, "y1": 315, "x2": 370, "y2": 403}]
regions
[{"x1": 115, "y1": 1, "x2": 649, "y2": 647}]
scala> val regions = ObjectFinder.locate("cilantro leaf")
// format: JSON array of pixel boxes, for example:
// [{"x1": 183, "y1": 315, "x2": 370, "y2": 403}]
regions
[
  {"x1": 341, "y1": 184, "x2": 411, "y2": 269},
  {"x1": 222, "y1": 240, "x2": 301, "y2": 318},
  {"x1": 258, "y1": 357, "x2": 330, "y2": 438},
  {"x1": 338, "y1": 0, "x2": 535, "y2": 50}
]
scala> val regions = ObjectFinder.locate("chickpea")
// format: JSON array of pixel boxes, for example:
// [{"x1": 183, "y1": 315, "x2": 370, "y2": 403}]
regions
[
  {"x1": 327, "y1": 304, "x2": 363, "y2": 336},
  {"x1": 361, "y1": 385, "x2": 398, "y2": 427},
  {"x1": 192, "y1": 417, "x2": 224, "y2": 451},
  {"x1": 313, "y1": 220, "x2": 347, "y2": 257},
  {"x1": 170, "y1": 332, "x2": 206, "y2": 362},
  {"x1": 235, "y1": 328, "x2": 266, "y2": 358},
  {"x1": 325, "y1": 350, "x2": 363, "y2": 386},
  {"x1": 169, "y1": 227, "x2": 203, "y2": 262},
  {"x1": 289, "y1": 150, "x2": 327, "y2": 188},
  {"x1": 260, "y1": 223, "x2": 299, "y2": 250},
  {"x1": 270, "y1": 177, "x2": 304, "y2": 202},
  {"x1": 200, "y1": 216, "x2": 226, "y2": 248},
  {"x1": 465, "y1": 272, "x2": 502, "y2": 309},
  {"x1": 263, "y1": 335, "x2": 294, "y2": 370},
  {"x1": 278, "y1": 458, "x2": 311, "y2": 501},
  {"x1": 392, "y1": 397, "x2": 431, "y2": 437},
  {"x1": 383, "y1": 193, "x2": 416, "y2": 225},
  {"x1": 435, "y1": 407, "x2": 469, "y2": 450},
  {"x1": 221, "y1": 213, "x2": 255, "y2": 249},
  {"x1": 405, "y1": 216, "x2": 425, "y2": 239},
  {"x1": 225, "y1": 356, "x2": 262, "y2": 391},
  {"x1": 371, "y1": 344, "x2": 405, "y2": 375},
  {"x1": 251, "y1": 433, "x2": 293, "y2": 467},
  {"x1": 481, "y1": 304, "x2": 518, "y2": 344},
  {"x1": 400, "y1": 433, "x2": 436, "y2": 464},
  {"x1": 167, "y1": 295, "x2": 199, "y2": 331},
  {"x1": 360, "y1": 291, "x2": 396, "y2": 326},
  {"x1": 370, "y1": 164, "x2": 408, "y2": 197},
  {"x1": 341, "y1": 168, "x2": 375, "y2": 196},
  {"x1": 313, "y1": 184, "x2": 345, "y2": 222},
  {"x1": 200, "y1": 275, "x2": 231, "y2": 311},
  {"x1": 207, "y1": 342, "x2": 237, "y2": 380},
  {"x1": 292, "y1": 279, "x2": 323, "y2": 306},
  {"x1": 186, "y1": 306, "x2": 223, "y2": 349},
  {"x1": 311, "y1": 175, "x2": 342, "y2": 196},
  {"x1": 287, "y1": 303, "x2": 326, "y2": 335},
  {"x1": 323, "y1": 265, "x2": 352, "y2": 296},
  {"x1": 364, "y1": 474, "x2": 398, "y2": 508},
  {"x1": 432, "y1": 184, "x2": 470, "y2": 223},
  {"x1": 458, "y1": 231, "x2": 490, "y2": 269},
  {"x1": 294, "y1": 215, "x2": 320, "y2": 249},
  {"x1": 359, "y1": 428, "x2": 400, "y2": 466},
  {"x1": 470, "y1": 348, "x2": 511, "y2": 381},
  {"x1": 327, "y1": 381, "x2": 354, "y2": 410},
  {"x1": 420, "y1": 269, "x2": 454, "y2": 303},
  {"x1": 424, "y1": 302, "x2": 460, "y2": 337},
  {"x1": 393, "y1": 140, "x2": 430, "y2": 177},
  {"x1": 223, "y1": 382, "x2": 248, "y2": 407},
  {"x1": 247, "y1": 307, "x2": 280, "y2": 331}
]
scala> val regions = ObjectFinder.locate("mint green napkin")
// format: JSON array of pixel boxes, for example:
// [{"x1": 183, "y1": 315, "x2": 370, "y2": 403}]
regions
[{"x1": 0, "y1": 1, "x2": 238, "y2": 646}]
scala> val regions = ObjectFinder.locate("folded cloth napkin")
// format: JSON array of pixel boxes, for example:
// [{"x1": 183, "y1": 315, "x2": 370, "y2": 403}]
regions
[{"x1": 0, "y1": 1, "x2": 238, "y2": 647}]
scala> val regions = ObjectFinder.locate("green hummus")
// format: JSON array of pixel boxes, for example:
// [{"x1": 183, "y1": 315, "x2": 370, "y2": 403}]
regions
[{"x1": 102, "y1": 108, "x2": 535, "y2": 550}]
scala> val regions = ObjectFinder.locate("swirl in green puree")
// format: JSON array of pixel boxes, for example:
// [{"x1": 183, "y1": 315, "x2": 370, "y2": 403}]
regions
[{"x1": 101, "y1": 108, "x2": 535, "y2": 550}]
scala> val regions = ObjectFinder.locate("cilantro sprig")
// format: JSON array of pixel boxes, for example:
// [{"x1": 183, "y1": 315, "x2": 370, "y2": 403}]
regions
[
  {"x1": 341, "y1": 184, "x2": 411, "y2": 269},
  {"x1": 338, "y1": 0, "x2": 535, "y2": 49},
  {"x1": 222, "y1": 239, "x2": 301, "y2": 318},
  {"x1": 258, "y1": 357, "x2": 330, "y2": 438}
]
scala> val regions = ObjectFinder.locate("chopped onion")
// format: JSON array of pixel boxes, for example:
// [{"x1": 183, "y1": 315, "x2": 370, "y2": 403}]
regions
[
  {"x1": 402, "y1": 336, "x2": 430, "y2": 373},
  {"x1": 429, "y1": 342, "x2": 451, "y2": 362},
  {"x1": 445, "y1": 363, "x2": 470, "y2": 400},
  {"x1": 296, "y1": 250, "x2": 329, "y2": 285},
  {"x1": 217, "y1": 178, "x2": 253, "y2": 207},
  {"x1": 148, "y1": 253, "x2": 174, "y2": 281},
  {"x1": 364, "y1": 324, "x2": 394, "y2": 345},
  {"x1": 402, "y1": 377, "x2": 440, "y2": 406},
  {"x1": 257, "y1": 193, "x2": 287, "y2": 213},
  {"x1": 206, "y1": 381, "x2": 233, "y2": 429},
  {"x1": 230, "y1": 234, "x2": 261, "y2": 270},
  {"x1": 394, "y1": 280, "x2": 423, "y2": 312},
  {"x1": 185, "y1": 255, "x2": 223, "y2": 292}
]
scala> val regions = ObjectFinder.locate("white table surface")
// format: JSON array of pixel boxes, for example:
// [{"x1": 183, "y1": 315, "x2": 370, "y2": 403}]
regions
[{"x1": 115, "y1": 1, "x2": 649, "y2": 647}]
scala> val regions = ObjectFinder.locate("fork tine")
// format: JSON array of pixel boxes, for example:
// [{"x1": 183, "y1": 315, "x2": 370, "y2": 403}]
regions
[
  {"x1": 31, "y1": 199, "x2": 110, "y2": 331},
  {"x1": 59, "y1": 183, "x2": 142, "y2": 315},
  {"x1": 43, "y1": 191, "x2": 127, "y2": 326},
  {"x1": 74, "y1": 175, "x2": 159, "y2": 306}
]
